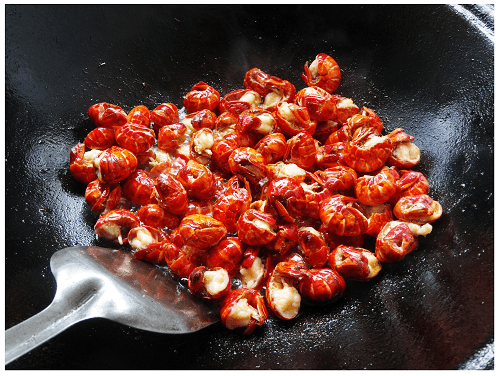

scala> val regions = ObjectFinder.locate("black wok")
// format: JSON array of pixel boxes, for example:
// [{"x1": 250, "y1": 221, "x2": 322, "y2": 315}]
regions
[{"x1": 5, "y1": 4, "x2": 494, "y2": 370}]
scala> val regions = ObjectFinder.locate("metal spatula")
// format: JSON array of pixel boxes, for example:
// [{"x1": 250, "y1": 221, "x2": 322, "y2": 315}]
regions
[{"x1": 5, "y1": 246, "x2": 220, "y2": 365}]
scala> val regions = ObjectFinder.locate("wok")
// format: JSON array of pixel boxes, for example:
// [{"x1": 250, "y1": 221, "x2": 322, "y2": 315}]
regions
[{"x1": 5, "y1": 4, "x2": 494, "y2": 370}]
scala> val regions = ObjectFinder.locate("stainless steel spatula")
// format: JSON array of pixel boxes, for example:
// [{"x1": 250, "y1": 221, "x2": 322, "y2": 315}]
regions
[{"x1": 5, "y1": 246, "x2": 219, "y2": 365}]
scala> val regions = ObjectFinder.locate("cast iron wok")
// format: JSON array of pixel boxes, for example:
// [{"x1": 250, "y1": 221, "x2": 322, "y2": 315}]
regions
[{"x1": 5, "y1": 4, "x2": 494, "y2": 370}]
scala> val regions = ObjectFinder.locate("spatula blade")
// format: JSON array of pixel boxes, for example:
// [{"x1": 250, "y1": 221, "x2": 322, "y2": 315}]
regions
[{"x1": 51, "y1": 246, "x2": 220, "y2": 333}]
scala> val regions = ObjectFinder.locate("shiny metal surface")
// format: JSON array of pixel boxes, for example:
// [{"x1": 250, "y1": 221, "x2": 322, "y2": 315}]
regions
[
  {"x1": 5, "y1": 4, "x2": 493, "y2": 369},
  {"x1": 5, "y1": 246, "x2": 218, "y2": 364}
]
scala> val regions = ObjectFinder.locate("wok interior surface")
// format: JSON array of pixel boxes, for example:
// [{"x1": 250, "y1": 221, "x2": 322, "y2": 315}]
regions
[{"x1": 5, "y1": 4, "x2": 493, "y2": 370}]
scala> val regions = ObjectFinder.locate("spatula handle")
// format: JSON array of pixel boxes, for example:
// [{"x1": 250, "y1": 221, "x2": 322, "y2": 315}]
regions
[{"x1": 5, "y1": 288, "x2": 96, "y2": 365}]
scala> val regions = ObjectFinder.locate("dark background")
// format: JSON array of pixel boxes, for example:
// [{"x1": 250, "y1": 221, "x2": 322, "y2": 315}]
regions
[{"x1": 5, "y1": 4, "x2": 494, "y2": 369}]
